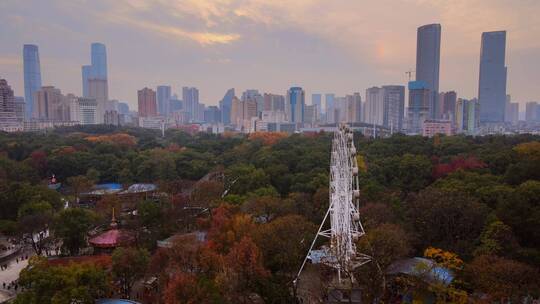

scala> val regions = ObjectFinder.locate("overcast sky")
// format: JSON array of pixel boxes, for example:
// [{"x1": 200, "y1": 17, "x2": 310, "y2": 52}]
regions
[{"x1": 1, "y1": 0, "x2": 539, "y2": 109}]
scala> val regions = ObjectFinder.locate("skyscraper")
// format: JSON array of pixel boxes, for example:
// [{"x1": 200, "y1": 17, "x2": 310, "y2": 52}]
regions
[
  {"x1": 440, "y1": 91, "x2": 457, "y2": 121},
  {"x1": 219, "y1": 88, "x2": 235, "y2": 125},
  {"x1": 382, "y1": 85, "x2": 405, "y2": 131},
  {"x1": 416, "y1": 24, "x2": 441, "y2": 119},
  {"x1": 478, "y1": 31, "x2": 507, "y2": 123},
  {"x1": 156, "y1": 86, "x2": 171, "y2": 116},
  {"x1": 81, "y1": 65, "x2": 92, "y2": 97},
  {"x1": 82, "y1": 43, "x2": 108, "y2": 99},
  {"x1": 525, "y1": 101, "x2": 539, "y2": 123},
  {"x1": 88, "y1": 78, "x2": 108, "y2": 123},
  {"x1": 312, "y1": 94, "x2": 322, "y2": 110},
  {"x1": 23, "y1": 44, "x2": 42, "y2": 119},
  {"x1": 182, "y1": 87, "x2": 199, "y2": 122},
  {"x1": 325, "y1": 93, "x2": 335, "y2": 123},
  {"x1": 138, "y1": 88, "x2": 157, "y2": 118},
  {"x1": 286, "y1": 87, "x2": 305, "y2": 123},
  {"x1": 91, "y1": 43, "x2": 108, "y2": 80}
]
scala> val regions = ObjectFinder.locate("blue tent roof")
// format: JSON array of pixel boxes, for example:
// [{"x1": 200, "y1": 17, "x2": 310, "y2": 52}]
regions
[
  {"x1": 96, "y1": 299, "x2": 141, "y2": 304},
  {"x1": 387, "y1": 257, "x2": 454, "y2": 286}
]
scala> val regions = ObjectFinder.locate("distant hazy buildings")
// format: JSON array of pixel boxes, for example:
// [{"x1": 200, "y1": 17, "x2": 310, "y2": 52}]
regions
[
  {"x1": 478, "y1": 31, "x2": 507, "y2": 123},
  {"x1": 263, "y1": 93, "x2": 285, "y2": 112},
  {"x1": 382, "y1": 85, "x2": 405, "y2": 131},
  {"x1": 416, "y1": 24, "x2": 441, "y2": 118},
  {"x1": 71, "y1": 97, "x2": 98, "y2": 125},
  {"x1": 138, "y1": 88, "x2": 157, "y2": 118},
  {"x1": 312, "y1": 94, "x2": 322, "y2": 115},
  {"x1": 286, "y1": 87, "x2": 305, "y2": 123},
  {"x1": 407, "y1": 81, "x2": 431, "y2": 134},
  {"x1": 325, "y1": 94, "x2": 335, "y2": 123},
  {"x1": 182, "y1": 87, "x2": 199, "y2": 122},
  {"x1": 0, "y1": 79, "x2": 24, "y2": 132},
  {"x1": 23, "y1": 44, "x2": 42, "y2": 119},
  {"x1": 505, "y1": 95, "x2": 519, "y2": 125},
  {"x1": 231, "y1": 96, "x2": 257, "y2": 131},
  {"x1": 364, "y1": 87, "x2": 384, "y2": 126},
  {"x1": 156, "y1": 86, "x2": 171, "y2": 117},
  {"x1": 525, "y1": 101, "x2": 539, "y2": 123}
]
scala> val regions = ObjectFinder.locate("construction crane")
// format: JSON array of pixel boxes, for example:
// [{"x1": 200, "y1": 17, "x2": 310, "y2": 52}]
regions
[{"x1": 405, "y1": 69, "x2": 415, "y2": 81}]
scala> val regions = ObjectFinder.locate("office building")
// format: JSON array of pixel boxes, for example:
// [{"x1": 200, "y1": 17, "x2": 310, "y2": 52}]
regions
[
  {"x1": 157, "y1": 86, "x2": 171, "y2": 117},
  {"x1": 23, "y1": 44, "x2": 42, "y2": 119},
  {"x1": 438, "y1": 91, "x2": 457, "y2": 121},
  {"x1": 286, "y1": 87, "x2": 305, "y2": 123},
  {"x1": 325, "y1": 94, "x2": 335, "y2": 123},
  {"x1": 182, "y1": 87, "x2": 199, "y2": 122},
  {"x1": 416, "y1": 24, "x2": 441, "y2": 118},
  {"x1": 304, "y1": 105, "x2": 319, "y2": 126},
  {"x1": 82, "y1": 43, "x2": 108, "y2": 103},
  {"x1": 117, "y1": 102, "x2": 130, "y2": 115},
  {"x1": 478, "y1": 31, "x2": 507, "y2": 123},
  {"x1": 204, "y1": 106, "x2": 221, "y2": 124},
  {"x1": 81, "y1": 65, "x2": 92, "y2": 97},
  {"x1": 138, "y1": 88, "x2": 157, "y2": 117},
  {"x1": 219, "y1": 88, "x2": 235, "y2": 125},
  {"x1": 263, "y1": 93, "x2": 285, "y2": 112},
  {"x1": 382, "y1": 85, "x2": 405, "y2": 131},
  {"x1": 312, "y1": 94, "x2": 322, "y2": 115},
  {"x1": 364, "y1": 87, "x2": 384, "y2": 126},
  {"x1": 406, "y1": 81, "x2": 431, "y2": 134}
]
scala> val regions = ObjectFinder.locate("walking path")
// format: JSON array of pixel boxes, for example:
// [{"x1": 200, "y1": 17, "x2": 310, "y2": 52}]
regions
[{"x1": 0, "y1": 248, "x2": 32, "y2": 303}]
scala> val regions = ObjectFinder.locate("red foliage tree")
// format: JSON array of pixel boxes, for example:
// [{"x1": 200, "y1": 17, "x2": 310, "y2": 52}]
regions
[{"x1": 433, "y1": 156, "x2": 486, "y2": 179}]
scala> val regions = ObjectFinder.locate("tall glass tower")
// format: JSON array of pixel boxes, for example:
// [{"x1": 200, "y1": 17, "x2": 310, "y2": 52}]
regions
[
  {"x1": 156, "y1": 85, "x2": 171, "y2": 116},
  {"x1": 91, "y1": 43, "x2": 107, "y2": 80},
  {"x1": 416, "y1": 24, "x2": 441, "y2": 119},
  {"x1": 23, "y1": 44, "x2": 42, "y2": 119},
  {"x1": 287, "y1": 87, "x2": 305, "y2": 123},
  {"x1": 478, "y1": 31, "x2": 507, "y2": 123}
]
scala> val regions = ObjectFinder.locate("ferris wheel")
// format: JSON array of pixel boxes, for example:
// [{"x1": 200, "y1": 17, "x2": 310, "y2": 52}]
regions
[{"x1": 296, "y1": 125, "x2": 370, "y2": 283}]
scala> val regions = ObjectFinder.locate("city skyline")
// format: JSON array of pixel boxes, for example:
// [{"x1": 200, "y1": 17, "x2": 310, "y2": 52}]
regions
[{"x1": 1, "y1": 1, "x2": 539, "y2": 109}]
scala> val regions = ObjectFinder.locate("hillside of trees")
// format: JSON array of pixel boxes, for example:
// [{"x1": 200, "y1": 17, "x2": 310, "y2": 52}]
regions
[{"x1": 0, "y1": 125, "x2": 539, "y2": 303}]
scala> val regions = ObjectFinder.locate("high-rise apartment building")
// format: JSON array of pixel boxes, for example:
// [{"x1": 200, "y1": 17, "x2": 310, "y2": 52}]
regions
[
  {"x1": 286, "y1": 87, "x2": 305, "y2": 123},
  {"x1": 364, "y1": 87, "x2": 384, "y2": 126},
  {"x1": 231, "y1": 96, "x2": 257, "y2": 131},
  {"x1": 416, "y1": 24, "x2": 441, "y2": 119},
  {"x1": 382, "y1": 85, "x2": 405, "y2": 131},
  {"x1": 263, "y1": 93, "x2": 285, "y2": 112},
  {"x1": 478, "y1": 31, "x2": 507, "y2": 123},
  {"x1": 138, "y1": 88, "x2": 157, "y2": 118},
  {"x1": 0, "y1": 79, "x2": 24, "y2": 132},
  {"x1": 406, "y1": 81, "x2": 431, "y2": 134},
  {"x1": 456, "y1": 98, "x2": 480, "y2": 134},
  {"x1": 439, "y1": 91, "x2": 457, "y2": 121},
  {"x1": 33, "y1": 86, "x2": 70, "y2": 121},
  {"x1": 156, "y1": 86, "x2": 171, "y2": 116},
  {"x1": 23, "y1": 44, "x2": 42, "y2": 119}
]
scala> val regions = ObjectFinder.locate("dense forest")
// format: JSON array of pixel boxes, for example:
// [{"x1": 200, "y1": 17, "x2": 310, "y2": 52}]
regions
[{"x1": 0, "y1": 125, "x2": 539, "y2": 303}]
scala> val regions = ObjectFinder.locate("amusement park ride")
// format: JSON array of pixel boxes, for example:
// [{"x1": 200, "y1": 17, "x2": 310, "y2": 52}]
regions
[{"x1": 295, "y1": 125, "x2": 371, "y2": 292}]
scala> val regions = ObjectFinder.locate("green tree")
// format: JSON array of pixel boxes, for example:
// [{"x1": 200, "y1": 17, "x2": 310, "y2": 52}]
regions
[
  {"x1": 15, "y1": 256, "x2": 109, "y2": 304},
  {"x1": 54, "y1": 208, "x2": 97, "y2": 256}
]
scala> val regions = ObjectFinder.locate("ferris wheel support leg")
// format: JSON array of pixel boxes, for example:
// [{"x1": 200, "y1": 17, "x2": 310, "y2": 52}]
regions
[{"x1": 294, "y1": 205, "x2": 332, "y2": 284}]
